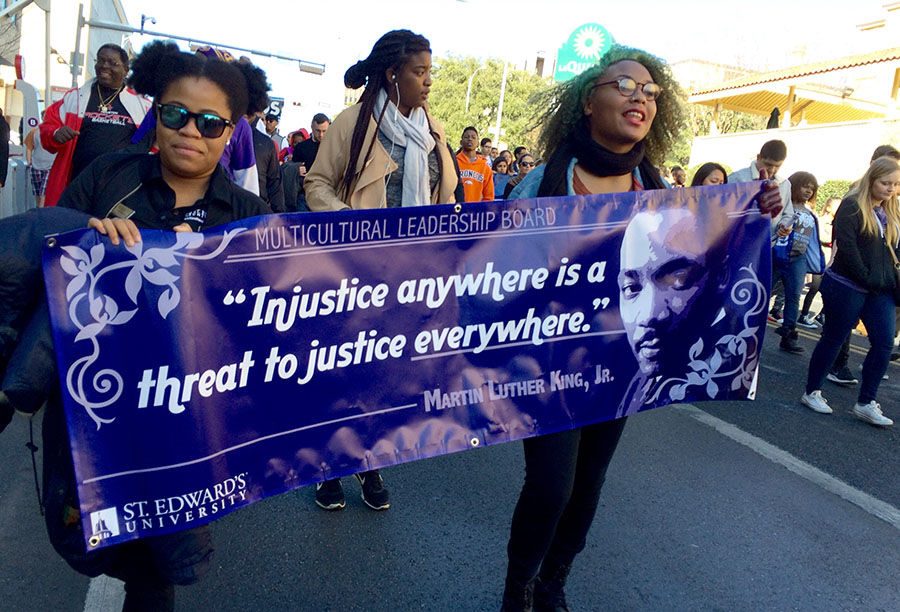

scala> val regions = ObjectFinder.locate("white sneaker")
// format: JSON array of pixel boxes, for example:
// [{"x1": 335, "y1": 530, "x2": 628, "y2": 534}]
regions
[
  {"x1": 797, "y1": 314, "x2": 820, "y2": 329},
  {"x1": 800, "y1": 391, "x2": 833, "y2": 414},
  {"x1": 858, "y1": 364, "x2": 888, "y2": 381},
  {"x1": 852, "y1": 401, "x2": 894, "y2": 427}
]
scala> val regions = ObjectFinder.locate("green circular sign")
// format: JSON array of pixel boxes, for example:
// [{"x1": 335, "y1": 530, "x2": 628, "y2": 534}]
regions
[{"x1": 554, "y1": 23, "x2": 614, "y2": 83}]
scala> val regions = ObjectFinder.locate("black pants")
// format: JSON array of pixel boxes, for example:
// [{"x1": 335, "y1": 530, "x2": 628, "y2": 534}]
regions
[
  {"x1": 506, "y1": 418, "x2": 627, "y2": 585},
  {"x1": 800, "y1": 274, "x2": 823, "y2": 317},
  {"x1": 42, "y1": 394, "x2": 213, "y2": 601}
]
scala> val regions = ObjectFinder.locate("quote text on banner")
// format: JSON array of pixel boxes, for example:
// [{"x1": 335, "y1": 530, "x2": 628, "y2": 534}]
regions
[{"x1": 43, "y1": 182, "x2": 771, "y2": 549}]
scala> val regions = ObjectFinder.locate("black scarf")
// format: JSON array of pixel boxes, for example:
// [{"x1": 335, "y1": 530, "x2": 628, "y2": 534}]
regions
[{"x1": 538, "y1": 118, "x2": 666, "y2": 197}]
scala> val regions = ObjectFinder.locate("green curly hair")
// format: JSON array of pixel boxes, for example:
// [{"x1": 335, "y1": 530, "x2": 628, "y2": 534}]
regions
[{"x1": 535, "y1": 44, "x2": 686, "y2": 166}]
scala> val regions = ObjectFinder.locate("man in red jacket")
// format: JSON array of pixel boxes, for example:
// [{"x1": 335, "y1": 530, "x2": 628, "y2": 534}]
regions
[{"x1": 39, "y1": 44, "x2": 151, "y2": 206}]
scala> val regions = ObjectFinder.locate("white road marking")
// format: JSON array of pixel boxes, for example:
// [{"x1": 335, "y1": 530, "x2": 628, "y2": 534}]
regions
[
  {"x1": 82, "y1": 401, "x2": 900, "y2": 610},
  {"x1": 679, "y1": 404, "x2": 900, "y2": 530},
  {"x1": 84, "y1": 575, "x2": 124, "y2": 611}
]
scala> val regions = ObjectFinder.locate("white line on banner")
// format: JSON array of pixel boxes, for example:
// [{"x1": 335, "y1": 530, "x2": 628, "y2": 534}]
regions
[
  {"x1": 224, "y1": 220, "x2": 630, "y2": 263},
  {"x1": 83, "y1": 403, "x2": 419, "y2": 484},
  {"x1": 226, "y1": 208, "x2": 761, "y2": 264},
  {"x1": 409, "y1": 329, "x2": 627, "y2": 362}
]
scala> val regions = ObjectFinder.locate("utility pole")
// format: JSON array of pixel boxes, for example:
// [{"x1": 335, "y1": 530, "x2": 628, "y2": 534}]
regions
[
  {"x1": 493, "y1": 61, "x2": 509, "y2": 149},
  {"x1": 465, "y1": 65, "x2": 481, "y2": 114}
]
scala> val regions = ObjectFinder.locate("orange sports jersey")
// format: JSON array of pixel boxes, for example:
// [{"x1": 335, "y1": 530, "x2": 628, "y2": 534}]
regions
[{"x1": 455, "y1": 152, "x2": 495, "y2": 202}]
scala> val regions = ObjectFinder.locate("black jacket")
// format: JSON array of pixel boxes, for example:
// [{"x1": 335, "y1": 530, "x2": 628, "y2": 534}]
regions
[
  {"x1": 0, "y1": 207, "x2": 91, "y2": 431},
  {"x1": 251, "y1": 125, "x2": 285, "y2": 213},
  {"x1": 0, "y1": 114, "x2": 9, "y2": 186},
  {"x1": 830, "y1": 197, "x2": 900, "y2": 294},
  {"x1": 58, "y1": 151, "x2": 270, "y2": 229},
  {"x1": 291, "y1": 137, "x2": 320, "y2": 168},
  {"x1": 3, "y1": 153, "x2": 269, "y2": 579}
]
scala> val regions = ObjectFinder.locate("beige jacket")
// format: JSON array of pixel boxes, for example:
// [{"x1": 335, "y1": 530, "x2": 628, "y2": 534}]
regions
[{"x1": 305, "y1": 102, "x2": 457, "y2": 210}]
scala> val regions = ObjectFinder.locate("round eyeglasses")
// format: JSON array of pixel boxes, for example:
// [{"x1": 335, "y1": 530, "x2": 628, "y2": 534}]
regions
[{"x1": 590, "y1": 77, "x2": 662, "y2": 101}]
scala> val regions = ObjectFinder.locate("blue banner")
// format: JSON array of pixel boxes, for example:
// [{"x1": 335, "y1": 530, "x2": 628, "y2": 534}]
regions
[{"x1": 42, "y1": 183, "x2": 771, "y2": 549}]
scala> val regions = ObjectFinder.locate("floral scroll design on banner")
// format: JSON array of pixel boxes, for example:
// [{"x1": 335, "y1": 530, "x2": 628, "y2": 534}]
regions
[
  {"x1": 649, "y1": 265, "x2": 766, "y2": 404},
  {"x1": 58, "y1": 230, "x2": 245, "y2": 429}
]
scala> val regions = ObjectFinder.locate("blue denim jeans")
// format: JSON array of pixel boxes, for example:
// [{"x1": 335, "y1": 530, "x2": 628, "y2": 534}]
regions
[
  {"x1": 773, "y1": 255, "x2": 807, "y2": 331},
  {"x1": 806, "y1": 274, "x2": 896, "y2": 404}
]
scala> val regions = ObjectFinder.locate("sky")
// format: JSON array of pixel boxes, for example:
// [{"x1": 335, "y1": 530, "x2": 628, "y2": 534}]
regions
[{"x1": 116, "y1": 0, "x2": 888, "y2": 125}]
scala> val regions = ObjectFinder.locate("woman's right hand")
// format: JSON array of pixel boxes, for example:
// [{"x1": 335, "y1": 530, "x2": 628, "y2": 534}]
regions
[{"x1": 88, "y1": 217, "x2": 142, "y2": 247}]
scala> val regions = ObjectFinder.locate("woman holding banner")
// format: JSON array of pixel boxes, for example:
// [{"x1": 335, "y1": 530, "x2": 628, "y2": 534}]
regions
[
  {"x1": 304, "y1": 29, "x2": 458, "y2": 512},
  {"x1": 50, "y1": 41, "x2": 269, "y2": 610},
  {"x1": 502, "y1": 45, "x2": 783, "y2": 611}
]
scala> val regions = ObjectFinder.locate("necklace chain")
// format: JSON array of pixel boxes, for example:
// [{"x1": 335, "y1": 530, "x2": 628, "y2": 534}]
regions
[{"x1": 96, "y1": 82, "x2": 123, "y2": 112}]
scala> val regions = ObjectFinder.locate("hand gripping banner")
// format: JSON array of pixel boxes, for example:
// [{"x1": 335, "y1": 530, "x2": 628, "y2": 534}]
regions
[{"x1": 42, "y1": 182, "x2": 771, "y2": 549}]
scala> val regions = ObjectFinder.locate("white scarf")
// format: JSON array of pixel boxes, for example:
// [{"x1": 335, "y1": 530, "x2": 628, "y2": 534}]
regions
[{"x1": 375, "y1": 89, "x2": 435, "y2": 207}]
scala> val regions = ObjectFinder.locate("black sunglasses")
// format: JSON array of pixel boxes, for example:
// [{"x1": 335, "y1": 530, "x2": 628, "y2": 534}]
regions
[{"x1": 157, "y1": 104, "x2": 233, "y2": 139}]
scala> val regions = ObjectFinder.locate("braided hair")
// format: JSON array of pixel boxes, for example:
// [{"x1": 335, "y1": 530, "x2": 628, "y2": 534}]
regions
[
  {"x1": 340, "y1": 30, "x2": 432, "y2": 196},
  {"x1": 128, "y1": 41, "x2": 249, "y2": 121}
]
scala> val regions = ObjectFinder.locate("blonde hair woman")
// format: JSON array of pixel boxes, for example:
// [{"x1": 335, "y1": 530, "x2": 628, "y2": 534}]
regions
[{"x1": 801, "y1": 156, "x2": 900, "y2": 426}]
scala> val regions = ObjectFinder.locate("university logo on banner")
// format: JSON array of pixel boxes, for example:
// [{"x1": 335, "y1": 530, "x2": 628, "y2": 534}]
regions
[{"x1": 89, "y1": 507, "x2": 120, "y2": 544}]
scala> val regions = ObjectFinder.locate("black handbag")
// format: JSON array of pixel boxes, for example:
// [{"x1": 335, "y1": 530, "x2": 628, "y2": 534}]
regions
[{"x1": 889, "y1": 246, "x2": 900, "y2": 305}]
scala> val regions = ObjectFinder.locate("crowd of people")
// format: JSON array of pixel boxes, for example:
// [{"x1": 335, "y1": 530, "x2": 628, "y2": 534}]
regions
[{"x1": 0, "y1": 28, "x2": 897, "y2": 612}]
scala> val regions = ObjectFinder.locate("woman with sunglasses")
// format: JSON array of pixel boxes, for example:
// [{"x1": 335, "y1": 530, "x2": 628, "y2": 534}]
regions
[
  {"x1": 51, "y1": 41, "x2": 268, "y2": 611},
  {"x1": 502, "y1": 45, "x2": 783, "y2": 611},
  {"x1": 502, "y1": 152, "x2": 536, "y2": 199},
  {"x1": 128, "y1": 46, "x2": 263, "y2": 198}
]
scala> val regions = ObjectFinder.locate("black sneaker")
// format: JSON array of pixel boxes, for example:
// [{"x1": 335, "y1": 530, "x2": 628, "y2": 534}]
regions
[
  {"x1": 826, "y1": 366, "x2": 858, "y2": 387},
  {"x1": 315, "y1": 479, "x2": 346, "y2": 511},
  {"x1": 779, "y1": 331, "x2": 804, "y2": 354},
  {"x1": 355, "y1": 470, "x2": 390, "y2": 510}
]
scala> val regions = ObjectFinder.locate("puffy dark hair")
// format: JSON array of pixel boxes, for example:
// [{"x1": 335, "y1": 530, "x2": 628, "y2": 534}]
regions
[
  {"x1": 788, "y1": 171, "x2": 818, "y2": 204},
  {"x1": 234, "y1": 60, "x2": 271, "y2": 116},
  {"x1": 127, "y1": 40, "x2": 250, "y2": 121}
]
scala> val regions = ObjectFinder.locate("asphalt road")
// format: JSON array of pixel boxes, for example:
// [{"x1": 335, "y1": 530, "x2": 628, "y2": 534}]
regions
[{"x1": 1, "y1": 325, "x2": 898, "y2": 611}]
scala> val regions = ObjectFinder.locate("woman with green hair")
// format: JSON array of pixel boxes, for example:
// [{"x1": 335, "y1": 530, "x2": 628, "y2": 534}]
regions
[{"x1": 502, "y1": 45, "x2": 783, "y2": 611}]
